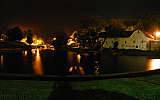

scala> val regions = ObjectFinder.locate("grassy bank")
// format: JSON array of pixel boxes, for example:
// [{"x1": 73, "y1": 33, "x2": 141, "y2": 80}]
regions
[
  {"x1": 71, "y1": 75, "x2": 160, "y2": 100},
  {"x1": 0, "y1": 72, "x2": 160, "y2": 99},
  {"x1": 0, "y1": 80, "x2": 53, "y2": 100}
]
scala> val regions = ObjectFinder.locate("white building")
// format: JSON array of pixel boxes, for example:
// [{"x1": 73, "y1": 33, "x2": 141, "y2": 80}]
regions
[{"x1": 99, "y1": 30, "x2": 156, "y2": 51}]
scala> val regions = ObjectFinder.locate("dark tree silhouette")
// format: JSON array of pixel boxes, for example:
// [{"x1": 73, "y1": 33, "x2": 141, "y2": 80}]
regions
[
  {"x1": 106, "y1": 18, "x2": 126, "y2": 32},
  {"x1": 78, "y1": 16, "x2": 107, "y2": 34},
  {"x1": 77, "y1": 16, "x2": 107, "y2": 48},
  {"x1": 0, "y1": 32, "x2": 3, "y2": 39},
  {"x1": 26, "y1": 30, "x2": 33, "y2": 44},
  {"x1": 6, "y1": 27, "x2": 23, "y2": 41}
]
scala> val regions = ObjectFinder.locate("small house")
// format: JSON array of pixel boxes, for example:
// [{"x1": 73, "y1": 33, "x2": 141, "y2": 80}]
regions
[{"x1": 98, "y1": 30, "x2": 159, "y2": 51}]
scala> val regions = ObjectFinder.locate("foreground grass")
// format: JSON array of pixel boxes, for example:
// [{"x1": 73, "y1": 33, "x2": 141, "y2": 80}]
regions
[
  {"x1": 1, "y1": 74, "x2": 160, "y2": 100},
  {"x1": 0, "y1": 80, "x2": 53, "y2": 100},
  {"x1": 71, "y1": 75, "x2": 160, "y2": 100}
]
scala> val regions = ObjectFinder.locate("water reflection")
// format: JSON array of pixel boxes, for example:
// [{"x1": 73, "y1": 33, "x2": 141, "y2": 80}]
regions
[
  {"x1": 69, "y1": 66, "x2": 85, "y2": 74},
  {"x1": 3, "y1": 49, "x2": 160, "y2": 75},
  {"x1": 68, "y1": 52, "x2": 85, "y2": 74},
  {"x1": 67, "y1": 51, "x2": 74, "y2": 63},
  {"x1": 147, "y1": 59, "x2": 160, "y2": 70},
  {"x1": 0, "y1": 55, "x2": 4, "y2": 70},
  {"x1": 94, "y1": 60, "x2": 100, "y2": 74},
  {"x1": 32, "y1": 49, "x2": 43, "y2": 75},
  {"x1": 67, "y1": 51, "x2": 102, "y2": 75},
  {"x1": 77, "y1": 54, "x2": 81, "y2": 64},
  {"x1": 32, "y1": 49, "x2": 36, "y2": 54},
  {"x1": 24, "y1": 50, "x2": 27, "y2": 56}
]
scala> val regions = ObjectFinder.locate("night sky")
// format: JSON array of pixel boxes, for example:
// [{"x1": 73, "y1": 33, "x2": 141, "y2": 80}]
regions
[{"x1": 0, "y1": 0, "x2": 160, "y2": 35}]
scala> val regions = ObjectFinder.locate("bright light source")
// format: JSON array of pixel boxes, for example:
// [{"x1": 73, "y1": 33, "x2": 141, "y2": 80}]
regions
[
  {"x1": 156, "y1": 32, "x2": 160, "y2": 37},
  {"x1": 53, "y1": 37, "x2": 56, "y2": 41}
]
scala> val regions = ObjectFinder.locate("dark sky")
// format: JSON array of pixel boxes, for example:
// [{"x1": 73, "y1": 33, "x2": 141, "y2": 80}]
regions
[{"x1": 0, "y1": 0, "x2": 160, "y2": 35}]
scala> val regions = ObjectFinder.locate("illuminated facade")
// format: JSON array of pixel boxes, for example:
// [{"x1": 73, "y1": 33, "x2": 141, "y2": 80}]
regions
[{"x1": 99, "y1": 30, "x2": 157, "y2": 51}]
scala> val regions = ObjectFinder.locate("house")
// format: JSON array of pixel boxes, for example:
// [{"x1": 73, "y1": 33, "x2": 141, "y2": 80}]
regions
[{"x1": 98, "y1": 30, "x2": 159, "y2": 51}]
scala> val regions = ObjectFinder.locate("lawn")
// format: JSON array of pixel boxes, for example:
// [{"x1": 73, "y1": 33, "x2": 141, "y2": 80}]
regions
[
  {"x1": 0, "y1": 80, "x2": 53, "y2": 100},
  {"x1": 71, "y1": 76, "x2": 160, "y2": 100},
  {"x1": 1, "y1": 74, "x2": 160, "y2": 100}
]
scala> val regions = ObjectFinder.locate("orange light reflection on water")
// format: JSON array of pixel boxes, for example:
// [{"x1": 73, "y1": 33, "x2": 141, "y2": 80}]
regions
[
  {"x1": 147, "y1": 59, "x2": 160, "y2": 70},
  {"x1": 24, "y1": 50, "x2": 27, "y2": 56},
  {"x1": 67, "y1": 51, "x2": 74, "y2": 63},
  {"x1": 32, "y1": 49, "x2": 36, "y2": 54},
  {"x1": 69, "y1": 66, "x2": 85, "y2": 75},
  {"x1": 0, "y1": 55, "x2": 4, "y2": 70},
  {"x1": 77, "y1": 54, "x2": 81, "y2": 64},
  {"x1": 94, "y1": 66, "x2": 100, "y2": 75},
  {"x1": 33, "y1": 49, "x2": 43, "y2": 75},
  {"x1": 69, "y1": 66, "x2": 73, "y2": 72}
]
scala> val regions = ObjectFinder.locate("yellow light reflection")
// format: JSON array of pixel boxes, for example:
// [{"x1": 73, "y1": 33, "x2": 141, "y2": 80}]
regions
[
  {"x1": 0, "y1": 55, "x2": 4, "y2": 69},
  {"x1": 94, "y1": 66, "x2": 100, "y2": 75},
  {"x1": 36, "y1": 48, "x2": 40, "y2": 56},
  {"x1": 24, "y1": 50, "x2": 27, "y2": 56},
  {"x1": 69, "y1": 66, "x2": 85, "y2": 74},
  {"x1": 148, "y1": 59, "x2": 160, "y2": 70},
  {"x1": 33, "y1": 49, "x2": 43, "y2": 75},
  {"x1": 77, "y1": 54, "x2": 81, "y2": 64},
  {"x1": 69, "y1": 66, "x2": 73, "y2": 72},
  {"x1": 32, "y1": 49, "x2": 36, "y2": 54},
  {"x1": 79, "y1": 66, "x2": 85, "y2": 75}
]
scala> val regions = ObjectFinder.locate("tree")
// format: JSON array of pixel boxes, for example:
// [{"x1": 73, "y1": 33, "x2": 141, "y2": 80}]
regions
[
  {"x1": 26, "y1": 30, "x2": 33, "y2": 44},
  {"x1": 0, "y1": 32, "x2": 3, "y2": 39},
  {"x1": 78, "y1": 16, "x2": 107, "y2": 34},
  {"x1": 106, "y1": 18, "x2": 126, "y2": 32},
  {"x1": 6, "y1": 27, "x2": 23, "y2": 41},
  {"x1": 135, "y1": 13, "x2": 160, "y2": 32},
  {"x1": 77, "y1": 16, "x2": 107, "y2": 48}
]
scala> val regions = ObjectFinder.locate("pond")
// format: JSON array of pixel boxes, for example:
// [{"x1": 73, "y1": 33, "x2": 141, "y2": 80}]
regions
[{"x1": 0, "y1": 49, "x2": 159, "y2": 75}]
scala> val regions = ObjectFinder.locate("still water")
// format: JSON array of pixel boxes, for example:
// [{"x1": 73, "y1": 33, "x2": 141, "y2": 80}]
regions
[{"x1": 0, "y1": 49, "x2": 160, "y2": 75}]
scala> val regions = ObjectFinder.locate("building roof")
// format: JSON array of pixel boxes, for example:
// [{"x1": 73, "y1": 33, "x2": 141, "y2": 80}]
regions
[
  {"x1": 98, "y1": 31, "x2": 134, "y2": 38},
  {"x1": 144, "y1": 32, "x2": 154, "y2": 39},
  {"x1": 99, "y1": 30, "x2": 155, "y2": 39}
]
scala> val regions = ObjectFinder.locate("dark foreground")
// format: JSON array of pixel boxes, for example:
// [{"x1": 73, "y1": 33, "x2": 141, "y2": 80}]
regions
[{"x1": 1, "y1": 70, "x2": 160, "y2": 100}]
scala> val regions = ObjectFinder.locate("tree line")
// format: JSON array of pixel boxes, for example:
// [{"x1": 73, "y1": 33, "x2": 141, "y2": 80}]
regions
[
  {"x1": 77, "y1": 14, "x2": 160, "y2": 35},
  {"x1": 71, "y1": 14, "x2": 160, "y2": 48},
  {"x1": 1, "y1": 27, "x2": 34, "y2": 44}
]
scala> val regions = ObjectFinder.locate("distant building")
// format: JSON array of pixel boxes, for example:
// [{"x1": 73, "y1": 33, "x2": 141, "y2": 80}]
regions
[{"x1": 98, "y1": 30, "x2": 160, "y2": 51}]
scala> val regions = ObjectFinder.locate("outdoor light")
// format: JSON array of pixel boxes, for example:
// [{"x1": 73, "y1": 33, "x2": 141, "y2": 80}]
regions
[
  {"x1": 155, "y1": 32, "x2": 160, "y2": 40},
  {"x1": 156, "y1": 32, "x2": 160, "y2": 37}
]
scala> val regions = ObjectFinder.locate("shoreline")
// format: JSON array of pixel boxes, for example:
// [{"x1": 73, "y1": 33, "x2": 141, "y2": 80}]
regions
[
  {"x1": 0, "y1": 69, "x2": 160, "y2": 81},
  {"x1": 102, "y1": 48, "x2": 160, "y2": 56}
]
